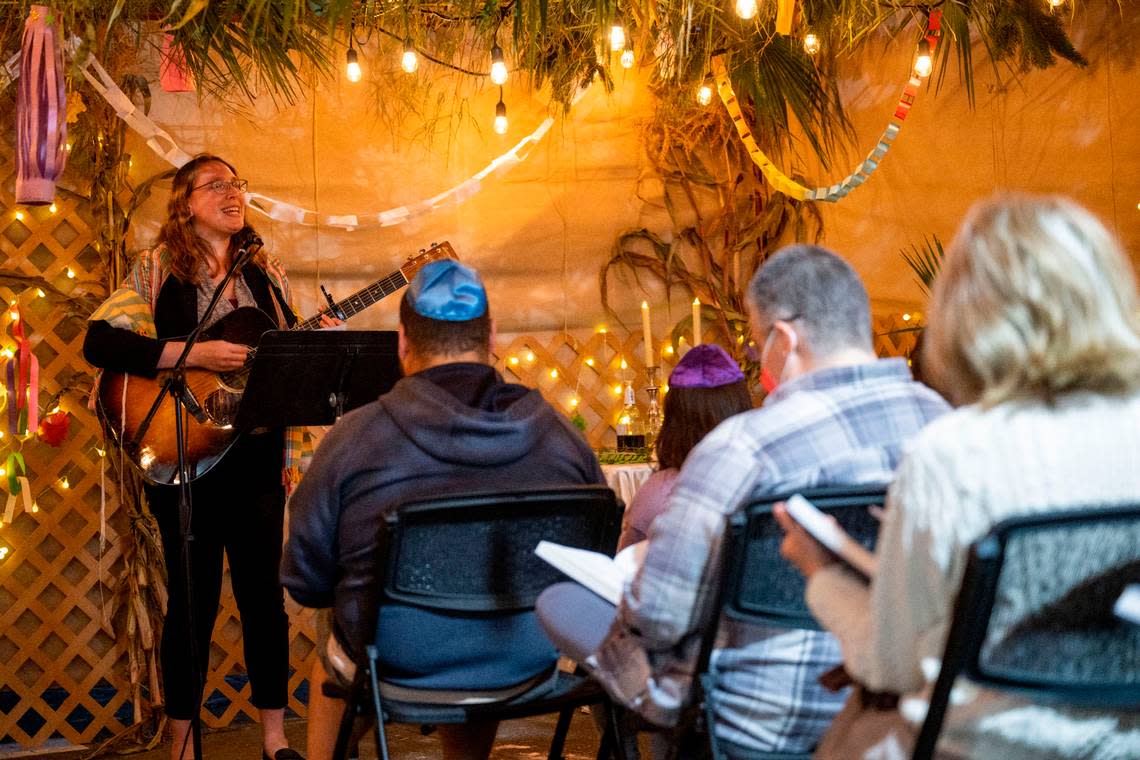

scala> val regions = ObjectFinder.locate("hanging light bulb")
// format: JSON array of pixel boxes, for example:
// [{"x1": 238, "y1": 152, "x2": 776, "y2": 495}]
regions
[
  {"x1": 1047, "y1": 0, "x2": 1065, "y2": 7},
  {"x1": 620, "y1": 46, "x2": 635, "y2": 69},
  {"x1": 609, "y1": 24, "x2": 626, "y2": 52},
  {"x1": 913, "y1": 38, "x2": 933, "y2": 78},
  {"x1": 490, "y1": 44, "x2": 508, "y2": 85},
  {"x1": 494, "y1": 98, "x2": 509, "y2": 135},
  {"x1": 803, "y1": 32, "x2": 821, "y2": 56},
  {"x1": 345, "y1": 47, "x2": 362, "y2": 82},
  {"x1": 735, "y1": 0, "x2": 758, "y2": 20},
  {"x1": 401, "y1": 39, "x2": 419, "y2": 73},
  {"x1": 696, "y1": 82, "x2": 713, "y2": 106}
]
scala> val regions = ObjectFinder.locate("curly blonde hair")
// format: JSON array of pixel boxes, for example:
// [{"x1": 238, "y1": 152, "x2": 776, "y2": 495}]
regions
[
  {"x1": 927, "y1": 194, "x2": 1140, "y2": 407},
  {"x1": 157, "y1": 153, "x2": 265, "y2": 283}
]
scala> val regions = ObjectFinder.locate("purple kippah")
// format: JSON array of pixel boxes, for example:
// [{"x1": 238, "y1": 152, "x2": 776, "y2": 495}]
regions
[{"x1": 669, "y1": 344, "x2": 745, "y2": 388}]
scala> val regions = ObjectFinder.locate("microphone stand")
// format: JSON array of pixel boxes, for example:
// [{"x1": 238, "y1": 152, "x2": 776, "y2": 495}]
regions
[{"x1": 136, "y1": 240, "x2": 257, "y2": 760}]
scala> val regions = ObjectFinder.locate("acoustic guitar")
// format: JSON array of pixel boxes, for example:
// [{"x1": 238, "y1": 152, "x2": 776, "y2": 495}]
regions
[{"x1": 97, "y1": 242, "x2": 456, "y2": 485}]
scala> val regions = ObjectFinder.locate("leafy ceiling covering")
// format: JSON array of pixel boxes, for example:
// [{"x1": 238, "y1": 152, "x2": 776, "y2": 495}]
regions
[{"x1": 0, "y1": 0, "x2": 1090, "y2": 165}]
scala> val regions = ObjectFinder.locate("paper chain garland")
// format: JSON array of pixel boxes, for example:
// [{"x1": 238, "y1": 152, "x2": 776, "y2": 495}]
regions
[
  {"x1": 713, "y1": 11, "x2": 941, "y2": 203},
  {"x1": 75, "y1": 55, "x2": 588, "y2": 230}
]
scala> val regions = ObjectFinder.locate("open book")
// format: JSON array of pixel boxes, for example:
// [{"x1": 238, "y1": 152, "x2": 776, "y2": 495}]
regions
[
  {"x1": 784, "y1": 494, "x2": 879, "y2": 578},
  {"x1": 534, "y1": 541, "x2": 645, "y2": 606}
]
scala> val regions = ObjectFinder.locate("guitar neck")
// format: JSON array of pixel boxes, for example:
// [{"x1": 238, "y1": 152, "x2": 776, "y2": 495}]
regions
[{"x1": 294, "y1": 269, "x2": 410, "y2": 331}]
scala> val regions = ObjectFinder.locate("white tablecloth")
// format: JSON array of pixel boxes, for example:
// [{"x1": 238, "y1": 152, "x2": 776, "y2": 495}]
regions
[{"x1": 602, "y1": 463, "x2": 655, "y2": 507}]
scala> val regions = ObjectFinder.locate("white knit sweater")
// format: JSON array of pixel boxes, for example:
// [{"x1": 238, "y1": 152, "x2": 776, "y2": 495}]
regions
[{"x1": 806, "y1": 391, "x2": 1140, "y2": 759}]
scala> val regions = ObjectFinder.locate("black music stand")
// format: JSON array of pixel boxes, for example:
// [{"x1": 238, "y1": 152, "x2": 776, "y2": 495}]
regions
[{"x1": 235, "y1": 330, "x2": 402, "y2": 429}]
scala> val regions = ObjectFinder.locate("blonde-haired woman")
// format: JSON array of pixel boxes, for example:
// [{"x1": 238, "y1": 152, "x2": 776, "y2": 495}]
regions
[{"x1": 777, "y1": 194, "x2": 1140, "y2": 758}]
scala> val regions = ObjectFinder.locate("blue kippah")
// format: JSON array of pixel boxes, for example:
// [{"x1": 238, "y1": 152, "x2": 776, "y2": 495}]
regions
[{"x1": 407, "y1": 259, "x2": 488, "y2": 321}]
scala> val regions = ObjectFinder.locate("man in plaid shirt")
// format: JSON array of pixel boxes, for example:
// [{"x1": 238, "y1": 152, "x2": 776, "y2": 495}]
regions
[{"x1": 538, "y1": 245, "x2": 948, "y2": 753}]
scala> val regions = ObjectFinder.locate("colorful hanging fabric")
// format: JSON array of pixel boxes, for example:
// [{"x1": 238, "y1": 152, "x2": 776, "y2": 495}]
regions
[
  {"x1": 16, "y1": 5, "x2": 68, "y2": 205},
  {"x1": 6, "y1": 306, "x2": 39, "y2": 438},
  {"x1": 159, "y1": 33, "x2": 195, "y2": 93},
  {"x1": 714, "y1": 10, "x2": 942, "y2": 203}
]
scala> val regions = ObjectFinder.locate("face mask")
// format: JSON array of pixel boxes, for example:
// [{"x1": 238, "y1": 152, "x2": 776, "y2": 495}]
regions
[{"x1": 760, "y1": 366, "x2": 780, "y2": 393}]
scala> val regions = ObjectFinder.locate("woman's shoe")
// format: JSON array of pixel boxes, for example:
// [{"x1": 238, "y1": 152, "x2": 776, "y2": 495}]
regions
[{"x1": 262, "y1": 749, "x2": 305, "y2": 760}]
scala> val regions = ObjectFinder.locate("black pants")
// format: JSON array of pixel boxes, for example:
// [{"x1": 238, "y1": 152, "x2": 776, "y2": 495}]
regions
[{"x1": 147, "y1": 429, "x2": 289, "y2": 720}]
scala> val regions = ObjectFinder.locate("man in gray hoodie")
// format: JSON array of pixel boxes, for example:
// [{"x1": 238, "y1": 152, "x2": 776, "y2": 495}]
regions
[{"x1": 282, "y1": 260, "x2": 603, "y2": 760}]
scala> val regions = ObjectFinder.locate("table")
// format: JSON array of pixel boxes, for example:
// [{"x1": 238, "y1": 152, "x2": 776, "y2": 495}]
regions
[{"x1": 602, "y1": 463, "x2": 655, "y2": 507}]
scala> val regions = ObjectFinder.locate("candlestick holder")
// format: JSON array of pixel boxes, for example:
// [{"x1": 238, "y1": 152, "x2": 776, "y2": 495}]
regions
[{"x1": 645, "y1": 365, "x2": 662, "y2": 443}]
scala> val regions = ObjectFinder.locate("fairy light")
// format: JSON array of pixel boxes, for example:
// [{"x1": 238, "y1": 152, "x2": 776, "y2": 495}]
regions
[
  {"x1": 8, "y1": 307, "x2": 18, "y2": 321},
  {"x1": 493, "y1": 97, "x2": 508, "y2": 135},
  {"x1": 345, "y1": 47, "x2": 362, "y2": 83},
  {"x1": 95, "y1": 447, "x2": 105, "y2": 458},
  {"x1": 620, "y1": 358, "x2": 628, "y2": 370},
  {"x1": 1047, "y1": 0, "x2": 1065, "y2": 7},
  {"x1": 66, "y1": 267, "x2": 75, "y2": 278},
  {"x1": 735, "y1": 0, "x2": 758, "y2": 20},
  {"x1": 613, "y1": 384, "x2": 623, "y2": 395},
  {"x1": 913, "y1": 39, "x2": 933, "y2": 78},
  {"x1": 609, "y1": 24, "x2": 626, "y2": 52},
  {"x1": 401, "y1": 39, "x2": 418, "y2": 74},
  {"x1": 663, "y1": 344, "x2": 674, "y2": 356},
  {"x1": 509, "y1": 356, "x2": 520, "y2": 365},
  {"x1": 59, "y1": 477, "x2": 70, "y2": 490},
  {"x1": 585, "y1": 358, "x2": 595, "y2": 367},
  {"x1": 620, "y1": 47, "x2": 634, "y2": 69},
  {"x1": 64, "y1": 142, "x2": 71, "y2": 152},
  {"x1": 525, "y1": 351, "x2": 536, "y2": 362},
  {"x1": 902, "y1": 313, "x2": 912, "y2": 322},
  {"x1": 549, "y1": 369, "x2": 559, "y2": 379},
  {"x1": 31, "y1": 503, "x2": 38, "y2": 513},
  {"x1": 490, "y1": 44, "x2": 508, "y2": 85},
  {"x1": 662, "y1": 384, "x2": 669, "y2": 394},
  {"x1": 696, "y1": 83, "x2": 713, "y2": 107},
  {"x1": 14, "y1": 210, "x2": 24, "y2": 221},
  {"x1": 0, "y1": 348, "x2": 12, "y2": 359},
  {"x1": 0, "y1": 467, "x2": 5, "y2": 477},
  {"x1": 803, "y1": 33, "x2": 821, "y2": 56},
  {"x1": 49, "y1": 202, "x2": 58, "y2": 214},
  {"x1": 36, "y1": 289, "x2": 45, "y2": 298},
  {"x1": 0, "y1": 547, "x2": 9, "y2": 560}
]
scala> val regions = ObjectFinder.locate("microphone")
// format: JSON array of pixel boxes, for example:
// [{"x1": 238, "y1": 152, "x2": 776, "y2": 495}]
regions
[{"x1": 233, "y1": 228, "x2": 263, "y2": 272}]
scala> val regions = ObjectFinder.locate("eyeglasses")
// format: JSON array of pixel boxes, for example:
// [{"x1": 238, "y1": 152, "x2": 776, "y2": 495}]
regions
[{"x1": 192, "y1": 178, "x2": 248, "y2": 195}]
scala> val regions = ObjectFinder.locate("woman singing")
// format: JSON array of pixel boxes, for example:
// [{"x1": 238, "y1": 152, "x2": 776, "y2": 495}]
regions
[{"x1": 84, "y1": 154, "x2": 334, "y2": 760}]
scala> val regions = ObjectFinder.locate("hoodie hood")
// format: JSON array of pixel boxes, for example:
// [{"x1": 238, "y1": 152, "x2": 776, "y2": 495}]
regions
[{"x1": 381, "y1": 365, "x2": 565, "y2": 467}]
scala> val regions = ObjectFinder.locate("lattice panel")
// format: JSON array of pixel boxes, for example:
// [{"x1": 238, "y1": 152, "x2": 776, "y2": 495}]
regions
[{"x1": 0, "y1": 131, "x2": 134, "y2": 745}]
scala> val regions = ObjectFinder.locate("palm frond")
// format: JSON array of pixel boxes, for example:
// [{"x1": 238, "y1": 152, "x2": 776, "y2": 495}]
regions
[{"x1": 899, "y1": 234, "x2": 945, "y2": 297}]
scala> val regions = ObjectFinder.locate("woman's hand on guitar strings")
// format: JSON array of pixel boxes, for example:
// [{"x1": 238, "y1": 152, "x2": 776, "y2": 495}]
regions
[{"x1": 187, "y1": 340, "x2": 253, "y2": 372}]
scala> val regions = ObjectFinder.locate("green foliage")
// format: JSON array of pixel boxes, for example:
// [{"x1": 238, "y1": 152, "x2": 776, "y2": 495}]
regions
[{"x1": 900, "y1": 234, "x2": 945, "y2": 297}]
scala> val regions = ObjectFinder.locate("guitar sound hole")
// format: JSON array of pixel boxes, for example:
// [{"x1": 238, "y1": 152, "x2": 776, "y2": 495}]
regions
[{"x1": 203, "y1": 390, "x2": 241, "y2": 427}]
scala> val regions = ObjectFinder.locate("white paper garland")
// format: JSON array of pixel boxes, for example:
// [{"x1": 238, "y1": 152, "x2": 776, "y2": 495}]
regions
[{"x1": 75, "y1": 54, "x2": 587, "y2": 231}]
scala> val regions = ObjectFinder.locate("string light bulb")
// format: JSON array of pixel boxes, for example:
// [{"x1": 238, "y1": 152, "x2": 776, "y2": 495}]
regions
[
  {"x1": 59, "y1": 478, "x2": 69, "y2": 490},
  {"x1": 620, "y1": 47, "x2": 635, "y2": 69},
  {"x1": 696, "y1": 83, "x2": 713, "y2": 106},
  {"x1": 735, "y1": 0, "x2": 758, "y2": 20},
  {"x1": 803, "y1": 32, "x2": 821, "y2": 56},
  {"x1": 14, "y1": 210, "x2": 24, "y2": 221},
  {"x1": 66, "y1": 267, "x2": 75, "y2": 278},
  {"x1": 490, "y1": 44, "x2": 508, "y2": 85},
  {"x1": 913, "y1": 38, "x2": 933, "y2": 78},
  {"x1": 494, "y1": 96, "x2": 508, "y2": 135},
  {"x1": 345, "y1": 47, "x2": 362, "y2": 83},
  {"x1": 549, "y1": 369, "x2": 559, "y2": 379},
  {"x1": 1047, "y1": 0, "x2": 1065, "y2": 7},
  {"x1": 49, "y1": 202, "x2": 57, "y2": 213},
  {"x1": 525, "y1": 350, "x2": 536, "y2": 362},
  {"x1": 609, "y1": 24, "x2": 626, "y2": 52},
  {"x1": 401, "y1": 39, "x2": 418, "y2": 73}
]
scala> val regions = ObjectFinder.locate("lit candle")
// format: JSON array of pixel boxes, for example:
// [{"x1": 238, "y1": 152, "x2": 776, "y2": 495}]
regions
[
  {"x1": 641, "y1": 301, "x2": 654, "y2": 367},
  {"x1": 692, "y1": 298, "x2": 702, "y2": 345}
]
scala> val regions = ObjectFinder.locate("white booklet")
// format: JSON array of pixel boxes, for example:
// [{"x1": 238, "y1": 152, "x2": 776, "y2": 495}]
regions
[
  {"x1": 784, "y1": 494, "x2": 879, "y2": 578},
  {"x1": 1115, "y1": 584, "x2": 1140, "y2": 626},
  {"x1": 534, "y1": 540, "x2": 646, "y2": 606}
]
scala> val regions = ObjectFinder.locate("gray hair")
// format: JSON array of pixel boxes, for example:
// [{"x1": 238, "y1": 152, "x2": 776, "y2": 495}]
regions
[{"x1": 748, "y1": 244, "x2": 872, "y2": 356}]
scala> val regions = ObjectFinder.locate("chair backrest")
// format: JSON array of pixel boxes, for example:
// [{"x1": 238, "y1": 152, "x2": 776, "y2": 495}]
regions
[
  {"x1": 723, "y1": 485, "x2": 886, "y2": 631},
  {"x1": 912, "y1": 504, "x2": 1140, "y2": 760},
  {"x1": 693, "y1": 485, "x2": 887, "y2": 688},
  {"x1": 381, "y1": 485, "x2": 623, "y2": 613}
]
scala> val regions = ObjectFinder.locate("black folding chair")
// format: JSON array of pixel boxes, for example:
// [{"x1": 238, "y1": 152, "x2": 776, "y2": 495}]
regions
[
  {"x1": 691, "y1": 485, "x2": 889, "y2": 760},
  {"x1": 331, "y1": 485, "x2": 625, "y2": 760},
  {"x1": 912, "y1": 505, "x2": 1140, "y2": 760}
]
